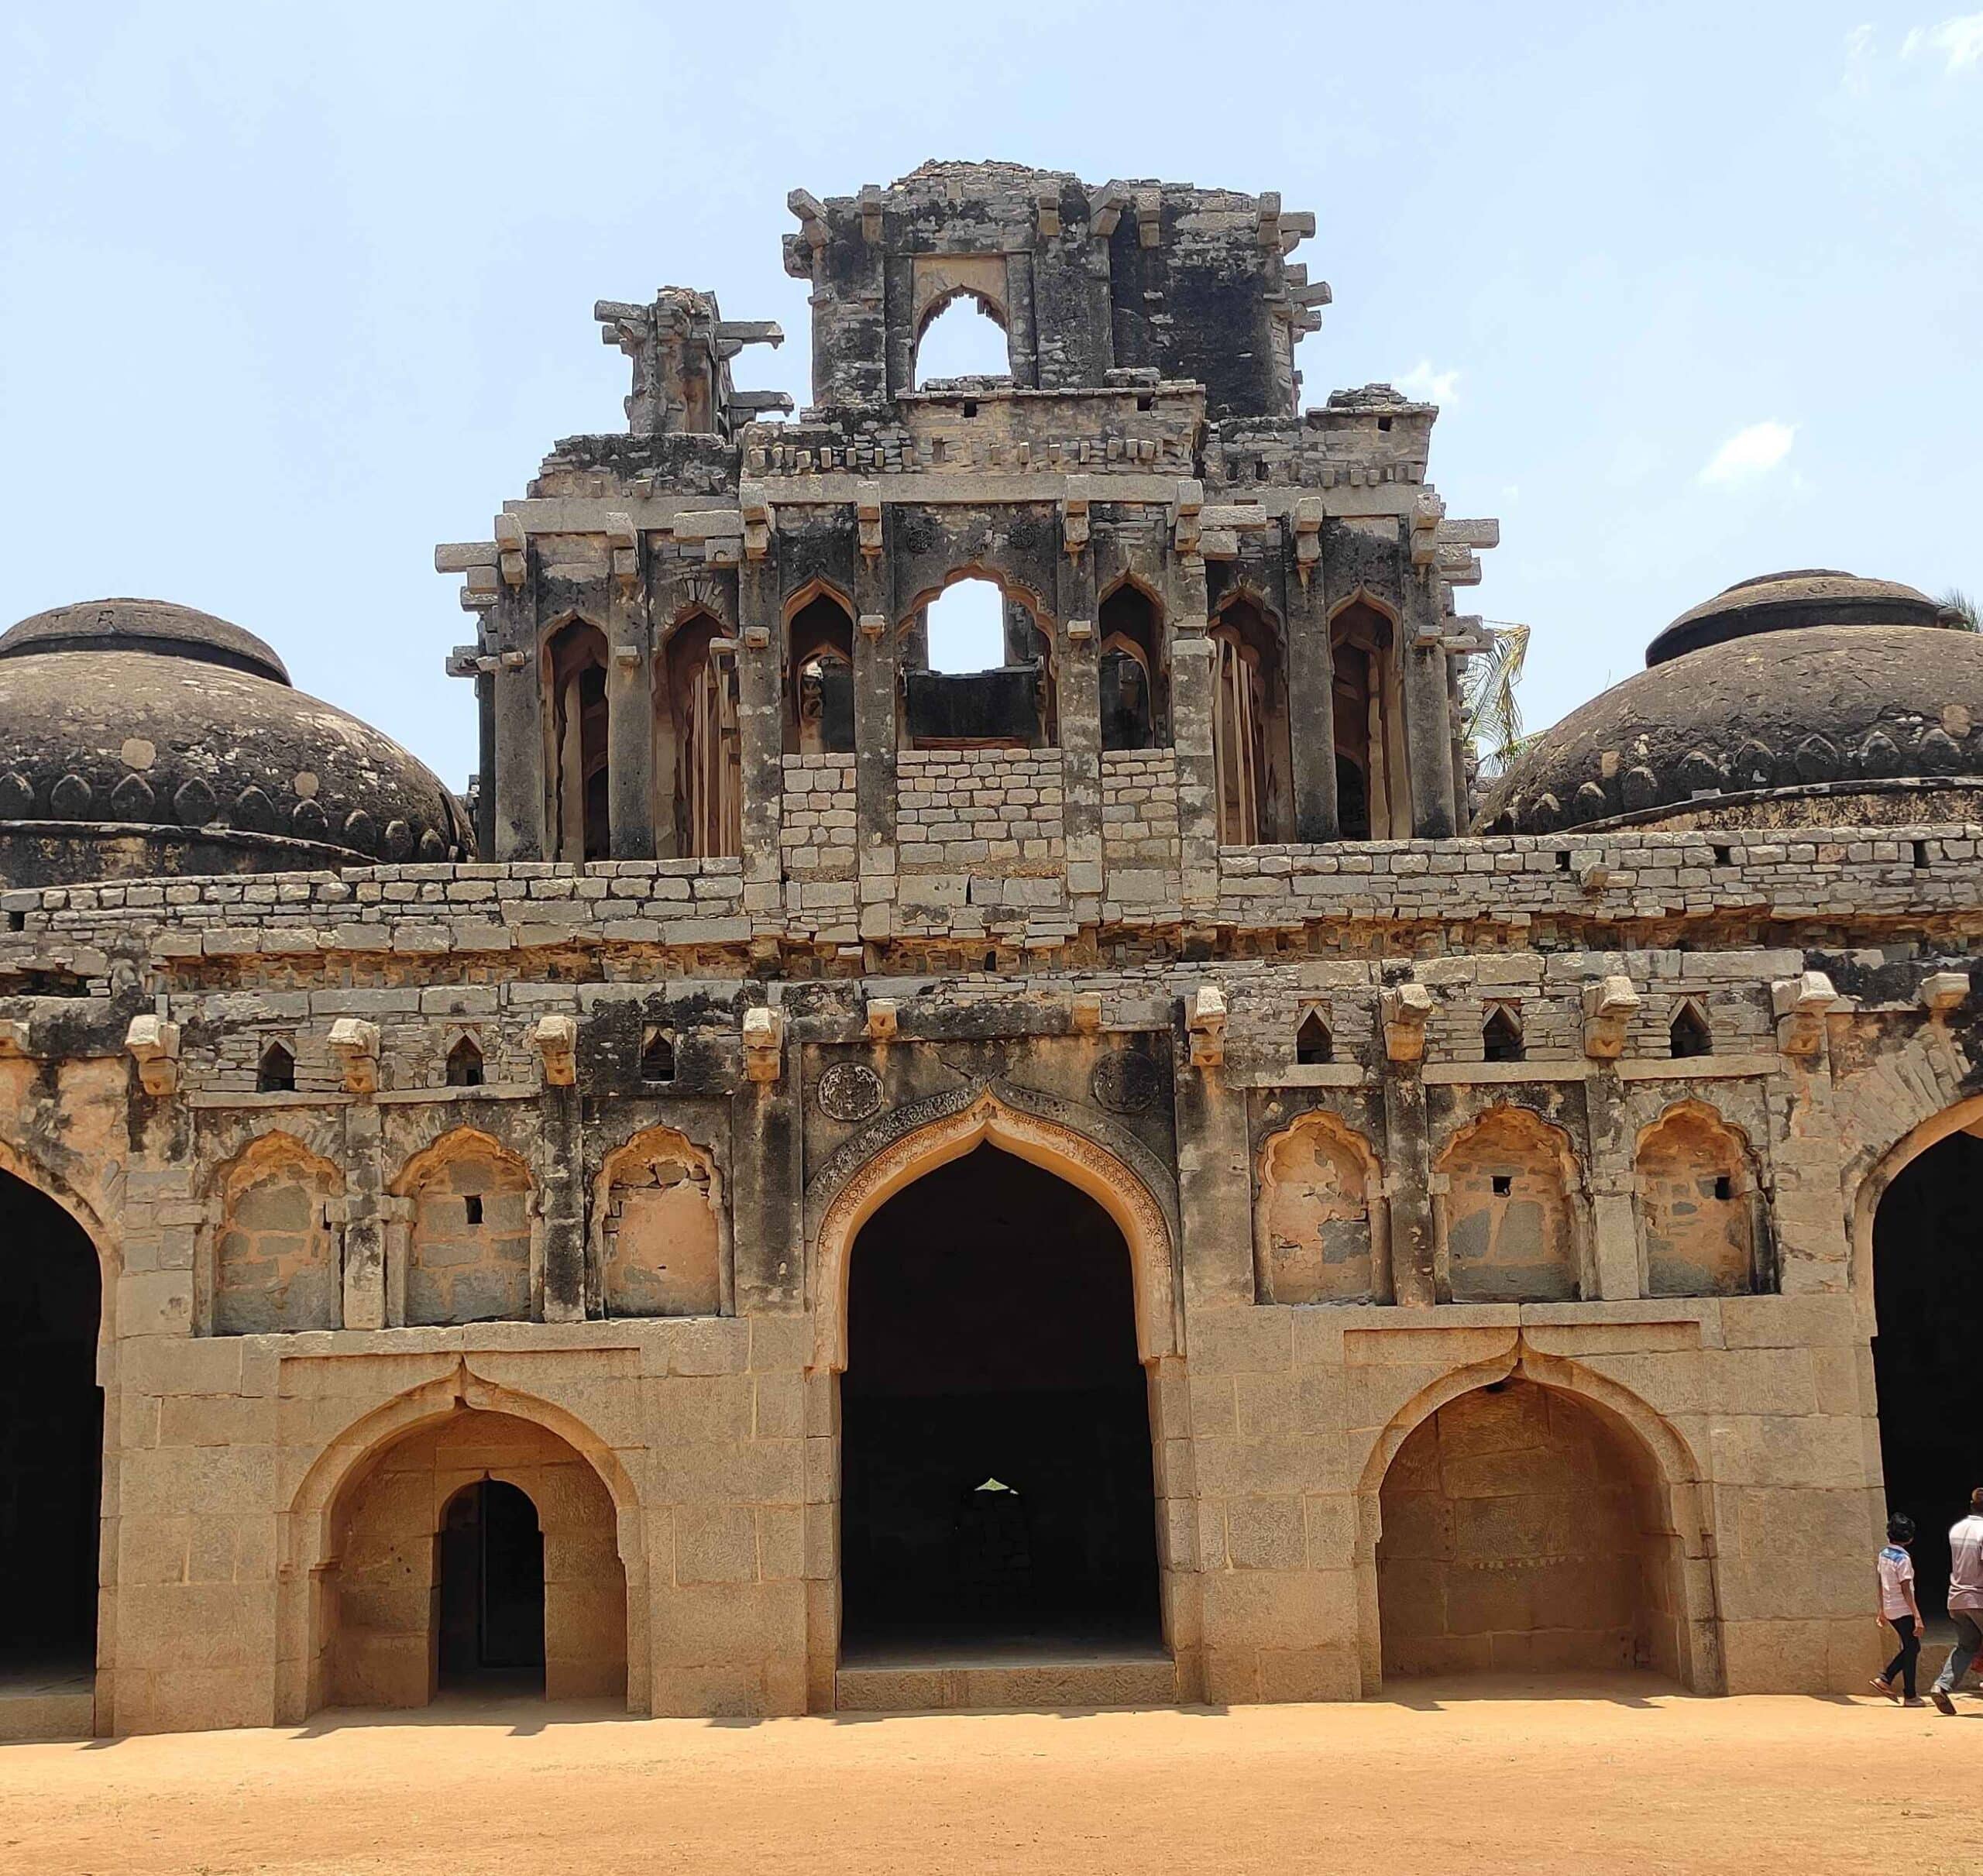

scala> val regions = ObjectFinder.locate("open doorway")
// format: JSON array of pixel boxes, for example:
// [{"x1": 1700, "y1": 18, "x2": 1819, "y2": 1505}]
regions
[
  {"x1": 439, "y1": 1480, "x2": 546, "y2": 1694},
  {"x1": 1871, "y1": 1127, "x2": 1983, "y2": 1620},
  {"x1": 839, "y1": 1146, "x2": 1160, "y2": 1661},
  {"x1": 0, "y1": 1170, "x2": 101, "y2": 1697}
]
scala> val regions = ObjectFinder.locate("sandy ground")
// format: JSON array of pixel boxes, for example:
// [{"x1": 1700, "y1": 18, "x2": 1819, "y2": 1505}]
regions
[{"x1": 2, "y1": 1675, "x2": 1978, "y2": 1876}]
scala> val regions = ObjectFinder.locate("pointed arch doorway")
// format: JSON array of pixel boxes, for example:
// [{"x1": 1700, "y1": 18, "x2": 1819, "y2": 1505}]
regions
[{"x1": 838, "y1": 1145, "x2": 1163, "y2": 1665}]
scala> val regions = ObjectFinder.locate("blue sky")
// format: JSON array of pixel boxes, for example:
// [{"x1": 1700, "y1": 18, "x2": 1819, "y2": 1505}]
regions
[{"x1": 2, "y1": 2, "x2": 1977, "y2": 791}]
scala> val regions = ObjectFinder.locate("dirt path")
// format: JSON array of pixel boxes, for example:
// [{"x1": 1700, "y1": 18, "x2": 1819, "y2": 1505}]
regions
[{"x1": 2, "y1": 1678, "x2": 1978, "y2": 1876}]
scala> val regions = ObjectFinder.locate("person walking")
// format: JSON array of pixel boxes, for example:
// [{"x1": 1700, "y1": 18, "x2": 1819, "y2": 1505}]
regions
[
  {"x1": 1871, "y1": 1514, "x2": 1926, "y2": 1706},
  {"x1": 1929, "y1": 1486, "x2": 1983, "y2": 1716}
]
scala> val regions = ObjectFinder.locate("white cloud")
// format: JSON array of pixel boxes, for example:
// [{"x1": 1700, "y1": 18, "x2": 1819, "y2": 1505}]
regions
[
  {"x1": 1394, "y1": 360, "x2": 1459, "y2": 406},
  {"x1": 1903, "y1": 13, "x2": 1983, "y2": 69},
  {"x1": 1698, "y1": 421, "x2": 1796, "y2": 487}
]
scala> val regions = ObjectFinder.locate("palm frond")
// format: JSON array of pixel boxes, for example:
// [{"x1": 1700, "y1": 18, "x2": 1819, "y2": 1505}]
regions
[
  {"x1": 1462, "y1": 621, "x2": 1531, "y2": 775},
  {"x1": 1941, "y1": 588, "x2": 1980, "y2": 632}
]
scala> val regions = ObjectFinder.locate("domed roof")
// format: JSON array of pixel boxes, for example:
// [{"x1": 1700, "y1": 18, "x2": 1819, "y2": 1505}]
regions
[
  {"x1": 0, "y1": 598, "x2": 471, "y2": 884},
  {"x1": 1481, "y1": 573, "x2": 1983, "y2": 836},
  {"x1": 0, "y1": 596, "x2": 290, "y2": 683}
]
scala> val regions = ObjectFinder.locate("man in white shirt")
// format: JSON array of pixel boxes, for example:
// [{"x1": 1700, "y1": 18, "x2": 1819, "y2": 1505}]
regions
[{"x1": 1929, "y1": 1486, "x2": 1983, "y2": 1716}]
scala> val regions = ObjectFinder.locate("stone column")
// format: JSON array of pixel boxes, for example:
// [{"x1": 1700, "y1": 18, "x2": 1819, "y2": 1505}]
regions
[
  {"x1": 1057, "y1": 542, "x2": 1102, "y2": 917},
  {"x1": 853, "y1": 518, "x2": 897, "y2": 951},
  {"x1": 1380, "y1": 1070, "x2": 1438, "y2": 1306},
  {"x1": 1003, "y1": 249, "x2": 1039, "y2": 387},
  {"x1": 732, "y1": 1008, "x2": 803, "y2": 1314},
  {"x1": 736, "y1": 559, "x2": 785, "y2": 933},
  {"x1": 491, "y1": 585, "x2": 546, "y2": 860},
  {"x1": 1166, "y1": 551, "x2": 1221, "y2": 920},
  {"x1": 607, "y1": 541, "x2": 655, "y2": 859},
  {"x1": 1401, "y1": 573, "x2": 1457, "y2": 840},
  {"x1": 1583, "y1": 1067, "x2": 1644, "y2": 1300},
  {"x1": 340, "y1": 1100, "x2": 387, "y2": 1330},
  {"x1": 537, "y1": 1081, "x2": 586, "y2": 1322},
  {"x1": 1284, "y1": 529, "x2": 1340, "y2": 842}
]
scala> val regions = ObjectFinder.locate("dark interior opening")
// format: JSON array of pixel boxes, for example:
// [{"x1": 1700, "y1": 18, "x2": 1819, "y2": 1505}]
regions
[
  {"x1": 1335, "y1": 754, "x2": 1370, "y2": 841},
  {"x1": 438, "y1": 1479, "x2": 546, "y2": 1693},
  {"x1": 446, "y1": 1036, "x2": 485, "y2": 1087},
  {"x1": 257, "y1": 1041, "x2": 295, "y2": 1093},
  {"x1": 1872, "y1": 1129, "x2": 1983, "y2": 1617},
  {"x1": 1670, "y1": 1004, "x2": 1713, "y2": 1059},
  {"x1": 1295, "y1": 1010, "x2": 1333, "y2": 1064},
  {"x1": 840, "y1": 1145, "x2": 1161, "y2": 1658},
  {"x1": 1483, "y1": 1006, "x2": 1524, "y2": 1063},
  {"x1": 0, "y1": 1170, "x2": 101, "y2": 1679}
]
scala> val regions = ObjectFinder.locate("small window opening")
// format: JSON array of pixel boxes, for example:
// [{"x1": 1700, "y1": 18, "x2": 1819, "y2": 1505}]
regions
[
  {"x1": 446, "y1": 1036, "x2": 485, "y2": 1087},
  {"x1": 1136, "y1": 393, "x2": 1154, "y2": 413},
  {"x1": 1376, "y1": 414, "x2": 1394, "y2": 433},
  {"x1": 1669, "y1": 1003, "x2": 1713, "y2": 1059},
  {"x1": 1253, "y1": 459, "x2": 1269, "y2": 483},
  {"x1": 256, "y1": 1042, "x2": 295, "y2": 1094},
  {"x1": 1554, "y1": 849, "x2": 1571, "y2": 871},
  {"x1": 961, "y1": 399, "x2": 978, "y2": 418},
  {"x1": 1490, "y1": 1174, "x2": 1514, "y2": 1197},
  {"x1": 1713, "y1": 844, "x2": 1733, "y2": 868},
  {"x1": 1713, "y1": 1174, "x2": 1734, "y2": 1202},
  {"x1": 5, "y1": 909, "x2": 22, "y2": 933},
  {"x1": 1913, "y1": 840, "x2": 1930, "y2": 869},
  {"x1": 1482, "y1": 1005, "x2": 1524, "y2": 1063},
  {"x1": 1295, "y1": 1010, "x2": 1333, "y2": 1065},
  {"x1": 640, "y1": 1027, "x2": 675, "y2": 1084},
  {"x1": 463, "y1": 1193, "x2": 483, "y2": 1226},
  {"x1": 924, "y1": 577, "x2": 1009, "y2": 675},
  {"x1": 983, "y1": 950, "x2": 998, "y2": 974}
]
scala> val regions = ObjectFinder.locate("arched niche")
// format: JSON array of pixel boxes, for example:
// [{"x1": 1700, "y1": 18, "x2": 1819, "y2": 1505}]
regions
[
  {"x1": 1098, "y1": 577, "x2": 1167, "y2": 751},
  {"x1": 543, "y1": 617, "x2": 610, "y2": 863},
  {"x1": 1253, "y1": 1112, "x2": 1388, "y2": 1304},
  {"x1": 1208, "y1": 591, "x2": 1292, "y2": 844},
  {"x1": 204, "y1": 1132, "x2": 344, "y2": 1335},
  {"x1": 1434, "y1": 1106, "x2": 1588, "y2": 1303},
  {"x1": 390, "y1": 1129, "x2": 534, "y2": 1328},
  {"x1": 590, "y1": 1124, "x2": 727, "y2": 1318},
  {"x1": 1634, "y1": 1101, "x2": 1765, "y2": 1297}
]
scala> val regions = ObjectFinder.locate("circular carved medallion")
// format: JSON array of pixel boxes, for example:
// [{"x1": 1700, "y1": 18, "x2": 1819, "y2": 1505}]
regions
[
  {"x1": 1091, "y1": 1050, "x2": 1163, "y2": 1115},
  {"x1": 816, "y1": 1060, "x2": 885, "y2": 1124}
]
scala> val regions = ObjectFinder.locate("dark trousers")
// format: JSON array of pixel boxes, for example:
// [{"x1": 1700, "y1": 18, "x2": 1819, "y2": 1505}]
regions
[
  {"x1": 1884, "y1": 1615, "x2": 1919, "y2": 1696},
  {"x1": 1933, "y1": 1609, "x2": 1981, "y2": 1696}
]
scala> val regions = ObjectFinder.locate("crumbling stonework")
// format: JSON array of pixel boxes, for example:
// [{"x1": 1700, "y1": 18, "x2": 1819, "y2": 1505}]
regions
[{"x1": 1, "y1": 163, "x2": 1979, "y2": 1741}]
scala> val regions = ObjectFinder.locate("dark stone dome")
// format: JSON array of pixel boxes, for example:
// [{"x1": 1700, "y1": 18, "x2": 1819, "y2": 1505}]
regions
[
  {"x1": 0, "y1": 598, "x2": 472, "y2": 885},
  {"x1": 1480, "y1": 573, "x2": 1983, "y2": 836}
]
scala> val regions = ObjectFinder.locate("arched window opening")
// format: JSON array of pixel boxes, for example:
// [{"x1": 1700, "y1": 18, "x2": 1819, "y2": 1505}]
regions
[
  {"x1": 915, "y1": 293, "x2": 1011, "y2": 389},
  {"x1": 640, "y1": 1027, "x2": 676, "y2": 1084},
  {"x1": 400, "y1": 1132, "x2": 532, "y2": 1327},
  {"x1": 1376, "y1": 1379, "x2": 1690, "y2": 1684},
  {"x1": 440, "y1": 1480, "x2": 546, "y2": 1693},
  {"x1": 1098, "y1": 582, "x2": 1166, "y2": 751},
  {"x1": 445, "y1": 1036, "x2": 485, "y2": 1089},
  {"x1": 906, "y1": 579, "x2": 1053, "y2": 748},
  {"x1": 1872, "y1": 1127, "x2": 1983, "y2": 1622},
  {"x1": 1295, "y1": 1010, "x2": 1333, "y2": 1065},
  {"x1": 840, "y1": 1146, "x2": 1160, "y2": 1658},
  {"x1": 1329, "y1": 600, "x2": 1404, "y2": 840},
  {"x1": 1636, "y1": 1106, "x2": 1759, "y2": 1298},
  {"x1": 1669, "y1": 1002, "x2": 1713, "y2": 1059},
  {"x1": 1483, "y1": 1004, "x2": 1524, "y2": 1063},
  {"x1": 785, "y1": 592, "x2": 856, "y2": 755},
  {"x1": 661, "y1": 613, "x2": 742, "y2": 860},
  {"x1": 257, "y1": 1041, "x2": 296, "y2": 1094},
  {"x1": 545, "y1": 620, "x2": 610, "y2": 864},
  {"x1": 1208, "y1": 596, "x2": 1292, "y2": 844},
  {"x1": 0, "y1": 1170, "x2": 102, "y2": 1692}
]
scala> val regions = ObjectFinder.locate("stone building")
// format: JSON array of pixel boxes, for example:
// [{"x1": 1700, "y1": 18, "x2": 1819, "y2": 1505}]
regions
[{"x1": 1, "y1": 160, "x2": 1979, "y2": 1738}]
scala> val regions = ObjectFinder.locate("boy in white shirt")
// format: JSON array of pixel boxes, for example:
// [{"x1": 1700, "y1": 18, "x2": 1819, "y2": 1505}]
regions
[
  {"x1": 1872, "y1": 1514, "x2": 1925, "y2": 1706},
  {"x1": 1929, "y1": 1487, "x2": 1983, "y2": 1716}
]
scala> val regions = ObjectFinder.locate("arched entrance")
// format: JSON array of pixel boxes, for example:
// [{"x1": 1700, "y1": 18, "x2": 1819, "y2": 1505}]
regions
[
  {"x1": 0, "y1": 1167, "x2": 101, "y2": 1695},
  {"x1": 839, "y1": 1145, "x2": 1162, "y2": 1659},
  {"x1": 1871, "y1": 1125, "x2": 1983, "y2": 1617},
  {"x1": 319, "y1": 1408, "x2": 625, "y2": 1711},
  {"x1": 1374, "y1": 1375, "x2": 1692, "y2": 1684}
]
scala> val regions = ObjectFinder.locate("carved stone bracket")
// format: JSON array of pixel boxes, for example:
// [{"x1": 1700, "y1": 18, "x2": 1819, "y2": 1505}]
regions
[
  {"x1": 1381, "y1": 982, "x2": 1435, "y2": 1063},
  {"x1": 125, "y1": 1013, "x2": 180, "y2": 1095},
  {"x1": 327, "y1": 1016, "x2": 380, "y2": 1095},
  {"x1": 1581, "y1": 975, "x2": 1641, "y2": 1060}
]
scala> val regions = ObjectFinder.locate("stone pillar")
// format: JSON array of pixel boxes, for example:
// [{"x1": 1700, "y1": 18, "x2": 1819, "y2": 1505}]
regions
[
  {"x1": 1057, "y1": 544, "x2": 1102, "y2": 917},
  {"x1": 1284, "y1": 532, "x2": 1339, "y2": 842},
  {"x1": 853, "y1": 520, "x2": 897, "y2": 952},
  {"x1": 1380, "y1": 1070, "x2": 1438, "y2": 1307},
  {"x1": 1583, "y1": 1067, "x2": 1644, "y2": 1300},
  {"x1": 1003, "y1": 249, "x2": 1039, "y2": 387},
  {"x1": 883, "y1": 255, "x2": 916, "y2": 399},
  {"x1": 491, "y1": 586, "x2": 545, "y2": 861},
  {"x1": 1401, "y1": 573, "x2": 1457, "y2": 840},
  {"x1": 537, "y1": 1082, "x2": 586, "y2": 1322},
  {"x1": 736, "y1": 560, "x2": 785, "y2": 933},
  {"x1": 607, "y1": 545, "x2": 655, "y2": 859},
  {"x1": 731, "y1": 1011, "x2": 802, "y2": 1314},
  {"x1": 1167, "y1": 552, "x2": 1220, "y2": 920},
  {"x1": 340, "y1": 1100, "x2": 387, "y2": 1330}
]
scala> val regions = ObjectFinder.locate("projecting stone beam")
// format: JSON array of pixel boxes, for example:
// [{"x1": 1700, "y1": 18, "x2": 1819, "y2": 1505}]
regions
[
  {"x1": 715, "y1": 320, "x2": 785, "y2": 349},
  {"x1": 1436, "y1": 517, "x2": 1500, "y2": 549},
  {"x1": 435, "y1": 542, "x2": 498, "y2": 573},
  {"x1": 728, "y1": 389, "x2": 796, "y2": 415}
]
